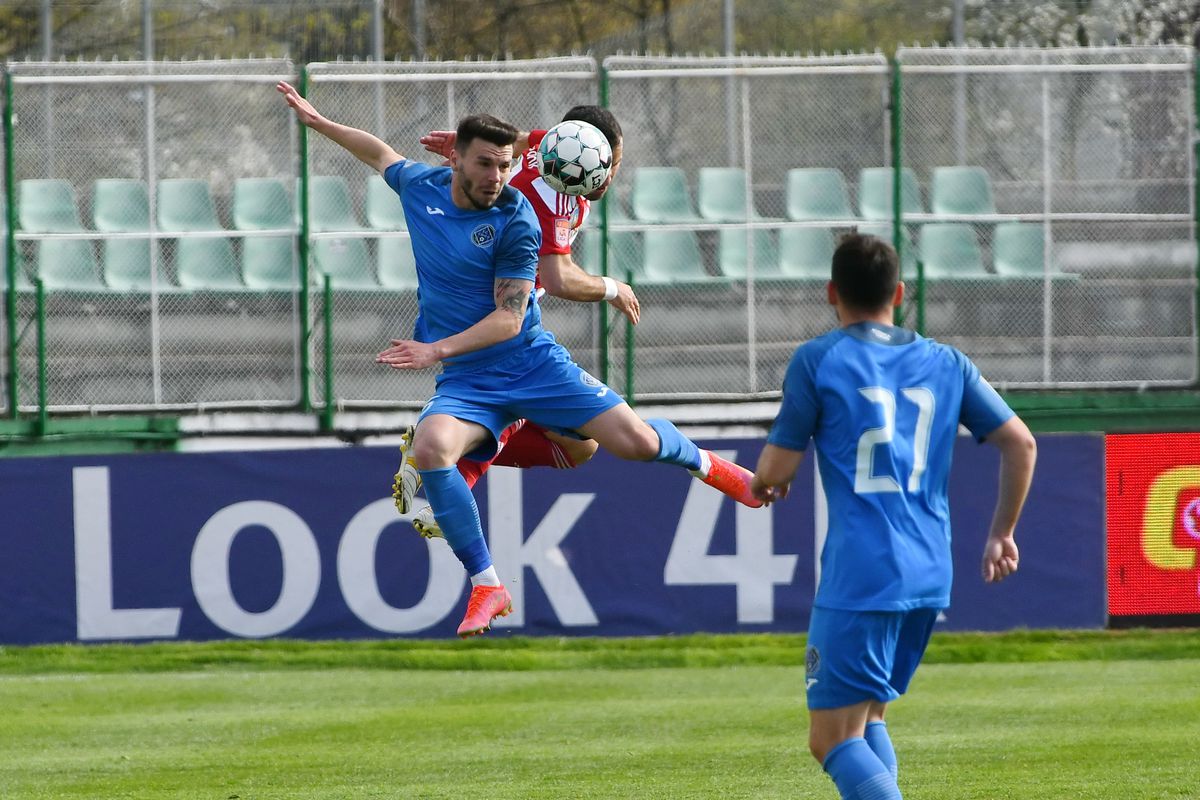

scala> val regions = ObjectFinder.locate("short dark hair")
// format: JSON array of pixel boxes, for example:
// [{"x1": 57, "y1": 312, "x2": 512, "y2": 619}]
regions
[
  {"x1": 831, "y1": 233, "x2": 899, "y2": 311},
  {"x1": 562, "y1": 105, "x2": 622, "y2": 150},
  {"x1": 454, "y1": 114, "x2": 519, "y2": 152}
]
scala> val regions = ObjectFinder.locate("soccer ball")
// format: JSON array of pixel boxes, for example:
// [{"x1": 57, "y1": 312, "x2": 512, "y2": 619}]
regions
[{"x1": 535, "y1": 120, "x2": 613, "y2": 196}]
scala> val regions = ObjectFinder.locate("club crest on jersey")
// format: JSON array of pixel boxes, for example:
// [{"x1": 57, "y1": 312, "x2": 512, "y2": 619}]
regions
[
  {"x1": 805, "y1": 645, "x2": 821, "y2": 680},
  {"x1": 471, "y1": 224, "x2": 495, "y2": 248},
  {"x1": 554, "y1": 217, "x2": 571, "y2": 248}
]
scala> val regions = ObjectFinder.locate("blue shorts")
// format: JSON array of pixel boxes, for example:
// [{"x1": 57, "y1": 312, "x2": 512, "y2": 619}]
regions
[
  {"x1": 420, "y1": 335, "x2": 624, "y2": 461},
  {"x1": 805, "y1": 606, "x2": 940, "y2": 710}
]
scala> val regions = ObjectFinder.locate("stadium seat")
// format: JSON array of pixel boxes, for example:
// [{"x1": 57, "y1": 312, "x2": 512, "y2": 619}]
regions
[
  {"x1": 377, "y1": 236, "x2": 418, "y2": 290},
  {"x1": 918, "y1": 223, "x2": 990, "y2": 279},
  {"x1": 640, "y1": 230, "x2": 708, "y2": 283},
  {"x1": 92, "y1": 179, "x2": 170, "y2": 291},
  {"x1": 156, "y1": 178, "x2": 223, "y2": 231},
  {"x1": 365, "y1": 176, "x2": 407, "y2": 230},
  {"x1": 786, "y1": 168, "x2": 856, "y2": 221},
  {"x1": 630, "y1": 167, "x2": 701, "y2": 223},
  {"x1": 992, "y1": 222, "x2": 1075, "y2": 280},
  {"x1": 718, "y1": 228, "x2": 782, "y2": 279},
  {"x1": 307, "y1": 175, "x2": 364, "y2": 232},
  {"x1": 18, "y1": 179, "x2": 84, "y2": 232},
  {"x1": 34, "y1": 239, "x2": 106, "y2": 291},
  {"x1": 698, "y1": 167, "x2": 773, "y2": 222},
  {"x1": 857, "y1": 167, "x2": 923, "y2": 220},
  {"x1": 778, "y1": 227, "x2": 835, "y2": 279},
  {"x1": 931, "y1": 166, "x2": 996, "y2": 216},
  {"x1": 233, "y1": 178, "x2": 298, "y2": 290},
  {"x1": 312, "y1": 237, "x2": 377, "y2": 289},
  {"x1": 174, "y1": 237, "x2": 243, "y2": 290}
]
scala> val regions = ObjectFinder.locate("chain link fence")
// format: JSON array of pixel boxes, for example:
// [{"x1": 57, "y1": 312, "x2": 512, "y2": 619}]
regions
[
  {"x1": 5, "y1": 59, "x2": 301, "y2": 411},
  {"x1": 602, "y1": 54, "x2": 890, "y2": 399},
  {"x1": 897, "y1": 45, "x2": 1196, "y2": 388},
  {"x1": 2, "y1": 48, "x2": 1196, "y2": 415},
  {"x1": 304, "y1": 57, "x2": 599, "y2": 408}
]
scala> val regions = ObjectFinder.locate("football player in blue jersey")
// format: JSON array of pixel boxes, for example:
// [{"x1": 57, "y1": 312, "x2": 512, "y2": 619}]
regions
[
  {"x1": 750, "y1": 233, "x2": 1037, "y2": 800},
  {"x1": 276, "y1": 81, "x2": 762, "y2": 638}
]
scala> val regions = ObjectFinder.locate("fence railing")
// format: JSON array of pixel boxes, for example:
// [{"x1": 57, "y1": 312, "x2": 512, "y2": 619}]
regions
[{"x1": 3, "y1": 49, "x2": 1195, "y2": 416}]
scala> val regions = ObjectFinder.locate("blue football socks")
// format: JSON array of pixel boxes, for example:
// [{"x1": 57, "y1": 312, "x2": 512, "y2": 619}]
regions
[
  {"x1": 646, "y1": 418, "x2": 702, "y2": 470},
  {"x1": 823, "y1": 736, "x2": 902, "y2": 800},
  {"x1": 865, "y1": 721, "x2": 898, "y2": 780},
  {"x1": 418, "y1": 466, "x2": 491, "y2": 576}
]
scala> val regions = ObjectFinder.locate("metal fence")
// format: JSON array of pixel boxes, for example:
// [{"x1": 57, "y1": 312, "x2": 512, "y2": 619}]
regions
[
  {"x1": 2, "y1": 48, "x2": 1196, "y2": 416},
  {"x1": 896, "y1": 45, "x2": 1197, "y2": 388}
]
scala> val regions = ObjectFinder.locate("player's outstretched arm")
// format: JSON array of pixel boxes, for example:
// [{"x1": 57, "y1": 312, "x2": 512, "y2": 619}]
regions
[
  {"x1": 751, "y1": 443, "x2": 804, "y2": 505},
  {"x1": 981, "y1": 415, "x2": 1037, "y2": 583},
  {"x1": 539, "y1": 252, "x2": 641, "y2": 324},
  {"x1": 420, "y1": 129, "x2": 532, "y2": 161},
  {"x1": 376, "y1": 277, "x2": 534, "y2": 370},
  {"x1": 276, "y1": 81, "x2": 402, "y2": 174}
]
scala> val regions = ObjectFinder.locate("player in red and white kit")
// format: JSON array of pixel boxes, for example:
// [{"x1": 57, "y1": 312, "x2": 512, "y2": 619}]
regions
[{"x1": 393, "y1": 106, "x2": 638, "y2": 538}]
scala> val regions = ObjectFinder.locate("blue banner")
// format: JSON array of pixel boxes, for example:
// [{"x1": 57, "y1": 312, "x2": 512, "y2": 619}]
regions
[{"x1": 0, "y1": 435, "x2": 1104, "y2": 643}]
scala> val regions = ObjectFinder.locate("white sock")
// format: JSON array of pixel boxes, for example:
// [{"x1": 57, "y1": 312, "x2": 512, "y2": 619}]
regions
[
  {"x1": 690, "y1": 449, "x2": 712, "y2": 478},
  {"x1": 470, "y1": 565, "x2": 501, "y2": 587}
]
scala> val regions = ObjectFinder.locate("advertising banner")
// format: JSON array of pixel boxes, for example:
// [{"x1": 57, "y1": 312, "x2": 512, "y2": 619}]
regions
[
  {"x1": 1106, "y1": 432, "x2": 1200, "y2": 624},
  {"x1": 0, "y1": 435, "x2": 1103, "y2": 644}
]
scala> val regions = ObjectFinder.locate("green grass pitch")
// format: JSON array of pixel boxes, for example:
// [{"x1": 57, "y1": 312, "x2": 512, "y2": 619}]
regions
[{"x1": 0, "y1": 631, "x2": 1196, "y2": 799}]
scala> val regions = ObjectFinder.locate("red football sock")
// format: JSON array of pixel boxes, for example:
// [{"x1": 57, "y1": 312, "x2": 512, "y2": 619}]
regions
[
  {"x1": 491, "y1": 421, "x2": 574, "y2": 469},
  {"x1": 455, "y1": 419, "x2": 524, "y2": 489}
]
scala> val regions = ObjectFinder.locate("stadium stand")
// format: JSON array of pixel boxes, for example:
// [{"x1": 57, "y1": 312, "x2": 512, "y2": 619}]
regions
[
  {"x1": 19, "y1": 179, "x2": 105, "y2": 290},
  {"x1": 306, "y1": 175, "x2": 376, "y2": 288},
  {"x1": 786, "y1": 168, "x2": 856, "y2": 221},
  {"x1": 92, "y1": 178, "x2": 168, "y2": 291},
  {"x1": 641, "y1": 229, "x2": 708, "y2": 282},
  {"x1": 718, "y1": 228, "x2": 780, "y2": 279},
  {"x1": 365, "y1": 176, "x2": 407, "y2": 230},
  {"x1": 698, "y1": 167, "x2": 776, "y2": 222},
  {"x1": 918, "y1": 223, "x2": 991, "y2": 279},
  {"x1": 157, "y1": 179, "x2": 242, "y2": 290},
  {"x1": 930, "y1": 166, "x2": 996, "y2": 216},
  {"x1": 857, "y1": 167, "x2": 923, "y2": 220},
  {"x1": 233, "y1": 178, "x2": 298, "y2": 290}
]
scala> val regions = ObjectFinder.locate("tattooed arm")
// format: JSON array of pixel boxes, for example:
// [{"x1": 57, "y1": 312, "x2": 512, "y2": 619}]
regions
[{"x1": 375, "y1": 277, "x2": 533, "y2": 370}]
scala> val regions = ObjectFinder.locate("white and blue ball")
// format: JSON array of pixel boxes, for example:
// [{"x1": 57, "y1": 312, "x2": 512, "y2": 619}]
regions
[{"x1": 535, "y1": 119, "x2": 613, "y2": 196}]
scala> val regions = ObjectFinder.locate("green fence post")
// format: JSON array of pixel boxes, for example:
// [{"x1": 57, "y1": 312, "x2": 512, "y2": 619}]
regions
[
  {"x1": 598, "y1": 63, "x2": 611, "y2": 388},
  {"x1": 889, "y1": 56, "x2": 910, "y2": 330},
  {"x1": 297, "y1": 67, "x2": 313, "y2": 414},
  {"x1": 1194, "y1": 58, "x2": 1200, "y2": 386},
  {"x1": 4, "y1": 71, "x2": 18, "y2": 419},
  {"x1": 321, "y1": 273, "x2": 334, "y2": 433},
  {"x1": 34, "y1": 279, "x2": 46, "y2": 436}
]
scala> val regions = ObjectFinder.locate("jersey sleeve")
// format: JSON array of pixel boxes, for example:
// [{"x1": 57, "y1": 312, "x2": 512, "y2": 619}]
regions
[
  {"x1": 494, "y1": 203, "x2": 541, "y2": 283},
  {"x1": 382, "y1": 158, "x2": 435, "y2": 197},
  {"x1": 767, "y1": 341, "x2": 824, "y2": 451},
  {"x1": 955, "y1": 349, "x2": 1016, "y2": 441}
]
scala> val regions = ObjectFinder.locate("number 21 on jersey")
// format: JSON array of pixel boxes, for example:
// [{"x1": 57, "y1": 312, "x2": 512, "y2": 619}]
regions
[{"x1": 855, "y1": 386, "x2": 936, "y2": 494}]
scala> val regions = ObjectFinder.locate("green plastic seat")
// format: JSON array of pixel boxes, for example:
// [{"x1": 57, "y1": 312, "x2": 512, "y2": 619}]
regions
[
  {"x1": 366, "y1": 177, "x2": 407, "y2": 230},
  {"x1": 858, "y1": 167, "x2": 923, "y2": 220},
  {"x1": 307, "y1": 175, "x2": 364, "y2": 232},
  {"x1": 233, "y1": 178, "x2": 297, "y2": 290},
  {"x1": 233, "y1": 178, "x2": 293, "y2": 230},
  {"x1": 918, "y1": 223, "x2": 989, "y2": 279},
  {"x1": 312, "y1": 237, "x2": 376, "y2": 289},
  {"x1": 787, "y1": 168, "x2": 856, "y2": 221},
  {"x1": 92, "y1": 179, "x2": 170, "y2": 291},
  {"x1": 718, "y1": 228, "x2": 781, "y2": 279},
  {"x1": 18, "y1": 179, "x2": 84, "y2": 232},
  {"x1": 0, "y1": 197, "x2": 30, "y2": 290},
  {"x1": 175, "y1": 237, "x2": 243, "y2": 290},
  {"x1": 992, "y1": 222, "x2": 1042, "y2": 277},
  {"x1": 377, "y1": 236, "x2": 418, "y2": 290},
  {"x1": 779, "y1": 227, "x2": 835, "y2": 279},
  {"x1": 157, "y1": 178, "x2": 223, "y2": 231},
  {"x1": 631, "y1": 167, "x2": 701, "y2": 223},
  {"x1": 698, "y1": 167, "x2": 771, "y2": 222},
  {"x1": 34, "y1": 239, "x2": 106, "y2": 290},
  {"x1": 931, "y1": 166, "x2": 996, "y2": 216},
  {"x1": 641, "y1": 230, "x2": 708, "y2": 283}
]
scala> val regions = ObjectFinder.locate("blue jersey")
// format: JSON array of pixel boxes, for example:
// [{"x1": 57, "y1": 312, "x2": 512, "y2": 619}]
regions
[
  {"x1": 382, "y1": 159, "x2": 543, "y2": 370},
  {"x1": 768, "y1": 322, "x2": 1014, "y2": 611}
]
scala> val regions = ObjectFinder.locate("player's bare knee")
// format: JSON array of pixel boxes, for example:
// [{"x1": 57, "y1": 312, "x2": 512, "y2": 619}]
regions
[{"x1": 411, "y1": 437, "x2": 454, "y2": 471}]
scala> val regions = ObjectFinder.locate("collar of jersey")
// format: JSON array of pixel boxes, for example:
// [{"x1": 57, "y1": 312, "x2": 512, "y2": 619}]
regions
[{"x1": 843, "y1": 320, "x2": 916, "y2": 346}]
